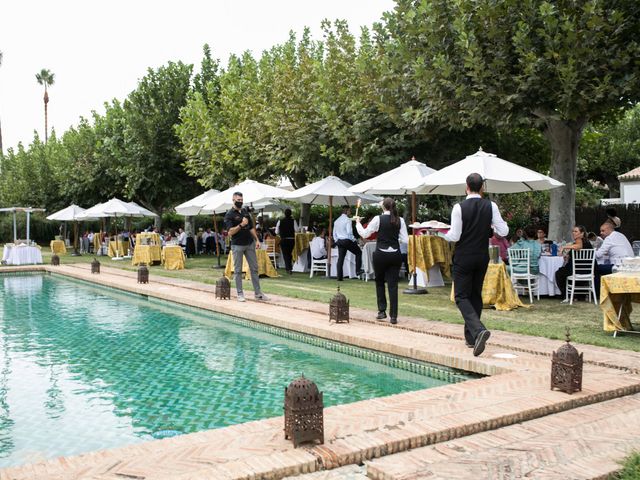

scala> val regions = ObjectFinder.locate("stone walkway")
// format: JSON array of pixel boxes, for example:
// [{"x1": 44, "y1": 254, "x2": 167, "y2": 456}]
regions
[{"x1": 0, "y1": 265, "x2": 639, "y2": 480}]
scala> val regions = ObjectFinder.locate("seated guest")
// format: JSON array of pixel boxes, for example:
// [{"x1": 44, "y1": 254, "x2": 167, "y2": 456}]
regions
[
  {"x1": 555, "y1": 225, "x2": 592, "y2": 302},
  {"x1": 508, "y1": 226, "x2": 542, "y2": 274},
  {"x1": 333, "y1": 206, "x2": 363, "y2": 281},
  {"x1": 536, "y1": 228, "x2": 548, "y2": 244},
  {"x1": 595, "y1": 221, "x2": 634, "y2": 275},
  {"x1": 588, "y1": 231, "x2": 603, "y2": 250},
  {"x1": 605, "y1": 207, "x2": 622, "y2": 231},
  {"x1": 490, "y1": 232, "x2": 510, "y2": 263},
  {"x1": 310, "y1": 228, "x2": 328, "y2": 260}
]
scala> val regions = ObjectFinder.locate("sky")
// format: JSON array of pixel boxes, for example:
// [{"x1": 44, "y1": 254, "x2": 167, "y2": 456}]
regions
[{"x1": 0, "y1": 0, "x2": 396, "y2": 152}]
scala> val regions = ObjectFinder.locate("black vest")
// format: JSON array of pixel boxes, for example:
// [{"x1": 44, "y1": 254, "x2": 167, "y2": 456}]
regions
[
  {"x1": 279, "y1": 217, "x2": 295, "y2": 238},
  {"x1": 377, "y1": 214, "x2": 400, "y2": 251},
  {"x1": 455, "y1": 197, "x2": 493, "y2": 257}
]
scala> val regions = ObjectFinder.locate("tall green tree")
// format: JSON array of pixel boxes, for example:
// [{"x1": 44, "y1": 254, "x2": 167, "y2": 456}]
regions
[
  {"x1": 35, "y1": 69, "x2": 55, "y2": 143},
  {"x1": 384, "y1": 0, "x2": 640, "y2": 240},
  {"x1": 0, "y1": 50, "x2": 3, "y2": 154},
  {"x1": 123, "y1": 61, "x2": 198, "y2": 225}
]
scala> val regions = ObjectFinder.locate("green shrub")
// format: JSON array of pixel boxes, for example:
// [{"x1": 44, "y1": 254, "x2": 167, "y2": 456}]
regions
[{"x1": 618, "y1": 451, "x2": 640, "y2": 480}]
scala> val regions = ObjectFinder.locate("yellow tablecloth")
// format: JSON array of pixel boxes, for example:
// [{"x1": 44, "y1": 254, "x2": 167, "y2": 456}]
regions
[
  {"x1": 292, "y1": 233, "x2": 315, "y2": 261},
  {"x1": 50, "y1": 240, "x2": 66, "y2": 255},
  {"x1": 600, "y1": 272, "x2": 640, "y2": 332},
  {"x1": 409, "y1": 235, "x2": 453, "y2": 279},
  {"x1": 137, "y1": 232, "x2": 162, "y2": 245},
  {"x1": 93, "y1": 234, "x2": 103, "y2": 253},
  {"x1": 108, "y1": 240, "x2": 126, "y2": 257},
  {"x1": 162, "y1": 245, "x2": 186, "y2": 270},
  {"x1": 132, "y1": 245, "x2": 162, "y2": 266},
  {"x1": 225, "y1": 249, "x2": 279, "y2": 279},
  {"x1": 450, "y1": 263, "x2": 526, "y2": 311}
]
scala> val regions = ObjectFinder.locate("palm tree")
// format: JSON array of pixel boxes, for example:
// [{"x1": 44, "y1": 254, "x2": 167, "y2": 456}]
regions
[{"x1": 35, "y1": 68, "x2": 55, "y2": 143}]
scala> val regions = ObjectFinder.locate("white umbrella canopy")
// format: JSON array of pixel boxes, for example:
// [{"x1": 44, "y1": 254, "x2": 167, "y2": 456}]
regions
[
  {"x1": 46, "y1": 204, "x2": 89, "y2": 221},
  {"x1": 200, "y1": 180, "x2": 290, "y2": 214},
  {"x1": 285, "y1": 176, "x2": 381, "y2": 206},
  {"x1": 126, "y1": 201, "x2": 158, "y2": 218},
  {"x1": 349, "y1": 158, "x2": 437, "y2": 195},
  {"x1": 412, "y1": 148, "x2": 564, "y2": 195},
  {"x1": 175, "y1": 189, "x2": 221, "y2": 216}
]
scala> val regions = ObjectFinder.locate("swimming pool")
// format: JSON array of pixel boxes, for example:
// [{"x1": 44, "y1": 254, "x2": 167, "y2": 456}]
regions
[{"x1": 0, "y1": 273, "x2": 472, "y2": 467}]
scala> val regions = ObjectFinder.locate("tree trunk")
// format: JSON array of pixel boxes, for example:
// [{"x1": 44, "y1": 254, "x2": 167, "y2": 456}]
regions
[
  {"x1": 44, "y1": 90, "x2": 49, "y2": 144},
  {"x1": 300, "y1": 203, "x2": 311, "y2": 227},
  {"x1": 184, "y1": 216, "x2": 194, "y2": 235},
  {"x1": 154, "y1": 209, "x2": 162, "y2": 230},
  {"x1": 543, "y1": 118, "x2": 587, "y2": 242}
]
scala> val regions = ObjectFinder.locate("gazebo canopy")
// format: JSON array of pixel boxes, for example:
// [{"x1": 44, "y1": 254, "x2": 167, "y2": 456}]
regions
[{"x1": 0, "y1": 207, "x2": 45, "y2": 243}]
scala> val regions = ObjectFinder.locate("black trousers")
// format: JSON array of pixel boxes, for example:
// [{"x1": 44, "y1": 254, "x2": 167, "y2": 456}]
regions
[
  {"x1": 555, "y1": 263, "x2": 571, "y2": 299},
  {"x1": 336, "y1": 239, "x2": 362, "y2": 280},
  {"x1": 373, "y1": 250, "x2": 402, "y2": 319},
  {"x1": 453, "y1": 254, "x2": 489, "y2": 345},
  {"x1": 281, "y1": 238, "x2": 295, "y2": 271}
]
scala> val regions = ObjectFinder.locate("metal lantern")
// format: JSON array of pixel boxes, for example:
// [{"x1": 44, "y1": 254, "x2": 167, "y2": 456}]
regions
[
  {"x1": 137, "y1": 264, "x2": 149, "y2": 284},
  {"x1": 51, "y1": 254, "x2": 60, "y2": 266},
  {"x1": 329, "y1": 286, "x2": 349, "y2": 323},
  {"x1": 551, "y1": 329, "x2": 583, "y2": 394},
  {"x1": 284, "y1": 375, "x2": 324, "y2": 448},
  {"x1": 91, "y1": 258, "x2": 101, "y2": 274},
  {"x1": 215, "y1": 276, "x2": 231, "y2": 300}
]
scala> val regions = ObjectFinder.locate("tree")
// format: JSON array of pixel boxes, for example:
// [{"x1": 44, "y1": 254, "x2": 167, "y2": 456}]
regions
[
  {"x1": 123, "y1": 61, "x2": 199, "y2": 226},
  {"x1": 384, "y1": 0, "x2": 640, "y2": 240},
  {"x1": 35, "y1": 68, "x2": 55, "y2": 143},
  {"x1": 0, "y1": 50, "x2": 3, "y2": 154}
]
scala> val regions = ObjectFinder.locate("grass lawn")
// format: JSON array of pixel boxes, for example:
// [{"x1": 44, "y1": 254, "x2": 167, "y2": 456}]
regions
[{"x1": 23, "y1": 248, "x2": 640, "y2": 352}]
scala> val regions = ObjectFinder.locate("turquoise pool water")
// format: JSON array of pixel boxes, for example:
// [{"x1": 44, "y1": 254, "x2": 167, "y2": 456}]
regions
[{"x1": 0, "y1": 273, "x2": 471, "y2": 467}]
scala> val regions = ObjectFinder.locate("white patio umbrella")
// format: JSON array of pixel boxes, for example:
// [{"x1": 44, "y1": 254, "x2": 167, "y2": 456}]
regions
[
  {"x1": 175, "y1": 189, "x2": 221, "y2": 216},
  {"x1": 83, "y1": 198, "x2": 156, "y2": 260},
  {"x1": 412, "y1": 148, "x2": 564, "y2": 195},
  {"x1": 46, "y1": 204, "x2": 93, "y2": 256},
  {"x1": 285, "y1": 176, "x2": 382, "y2": 274},
  {"x1": 350, "y1": 158, "x2": 438, "y2": 294}
]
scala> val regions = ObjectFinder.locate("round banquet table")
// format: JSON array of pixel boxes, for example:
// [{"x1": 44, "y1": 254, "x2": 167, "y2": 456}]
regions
[{"x1": 538, "y1": 255, "x2": 565, "y2": 296}]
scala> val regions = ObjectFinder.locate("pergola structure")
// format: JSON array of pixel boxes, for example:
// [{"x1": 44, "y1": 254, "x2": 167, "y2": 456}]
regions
[{"x1": 0, "y1": 207, "x2": 46, "y2": 244}]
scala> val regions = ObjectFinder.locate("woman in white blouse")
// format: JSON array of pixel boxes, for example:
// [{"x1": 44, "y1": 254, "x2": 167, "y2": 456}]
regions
[{"x1": 356, "y1": 198, "x2": 409, "y2": 324}]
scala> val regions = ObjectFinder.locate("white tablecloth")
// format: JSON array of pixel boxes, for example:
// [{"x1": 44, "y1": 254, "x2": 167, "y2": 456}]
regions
[
  {"x1": 362, "y1": 242, "x2": 377, "y2": 280},
  {"x1": 330, "y1": 247, "x2": 358, "y2": 278},
  {"x1": 292, "y1": 250, "x2": 309, "y2": 272},
  {"x1": 409, "y1": 266, "x2": 445, "y2": 288},
  {"x1": 2, "y1": 245, "x2": 43, "y2": 265},
  {"x1": 538, "y1": 255, "x2": 564, "y2": 296}
]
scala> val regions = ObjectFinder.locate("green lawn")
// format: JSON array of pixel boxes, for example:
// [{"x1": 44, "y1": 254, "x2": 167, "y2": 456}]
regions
[{"x1": 25, "y1": 248, "x2": 640, "y2": 352}]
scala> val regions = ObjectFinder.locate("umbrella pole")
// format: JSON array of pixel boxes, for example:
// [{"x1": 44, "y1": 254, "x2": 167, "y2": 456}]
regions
[
  {"x1": 327, "y1": 196, "x2": 332, "y2": 277},
  {"x1": 213, "y1": 213, "x2": 223, "y2": 269},
  {"x1": 112, "y1": 214, "x2": 122, "y2": 260},
  {"x1": 403, "y1": 191, "x2": 427, "y2": 294},
  {"x1": 71, "y1": 220, "x2": 80, "y2": 256}
]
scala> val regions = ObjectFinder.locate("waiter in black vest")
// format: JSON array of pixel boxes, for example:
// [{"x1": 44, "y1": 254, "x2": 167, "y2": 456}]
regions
[
  {"x1": 356, "y1": 198, "x2": 409, "y2": 325},
  {"x1": 275, "y1": 208, "x2": 298, "y2": 274},
  {"x1": 444, "y1": 173, "x2": 508, "y2": 356}
]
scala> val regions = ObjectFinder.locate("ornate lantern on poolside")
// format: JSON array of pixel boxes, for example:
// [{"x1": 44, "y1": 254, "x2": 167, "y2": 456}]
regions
[
  {"x1": 51, "y1": 254, "x2": 60, "y2": 266},
  {"x1": 284, "y1": 375, "x2": 324, "y2": 448},
  {"x1": 91, "y1": 258, "x2": 101, "y2": 274},
  {"x1": 215, "y1": 276, "x2": 231, "y2": 300},
  {"x1": 137, "y1": 264, "x2": 149, "y2": 284},
  {"x1": 329, "y1": 286, "x2": 349, "y2": 323},
  {"x1": 551, "y1": 329, "x2": 583, "y2": 394}
]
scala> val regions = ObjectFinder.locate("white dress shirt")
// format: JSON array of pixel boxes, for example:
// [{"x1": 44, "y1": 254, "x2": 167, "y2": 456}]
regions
[
  {"x1": 333, "y1": 214, "x2": 355, "y2": 242},
  {"x1": 310, "y1": 236, "x2": 327, "y2": 259},
  {"x1": 356, "y1": 212, "x2": 409, "y2": 252},
  {"x1": 177, "y1": 231, "x2": 187, "y2": 246},
  {"x1": 595, "y1": 231, "x2": 634, "y2": 264},
  {"x1": 444, "y1": 193, "x2": 509, "y2": 242}
]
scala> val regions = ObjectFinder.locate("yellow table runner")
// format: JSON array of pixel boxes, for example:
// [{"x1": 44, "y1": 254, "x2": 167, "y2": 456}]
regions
[
  {"x1": 600, "y1": 272, "x2": 640, "y2": 332},
  {"x1": 225, "y1": 249, "x2": 278, "y2": 280},
  {"x1": 162, "y1": 245, "x2": 186, "y2": 270},
  {"x1": 450, "y1": 262, "x2": 526, "y2": 311},
  {"x1": 292, "y1": 233, "x2": 315, "y2": 261},
  {"x1": 409, "y1": 235, "x2": 453, "y2": 279},
  {"x1": 50, "y1": 240, "x2": 66, "y2": 255},
  {"x1": 108, "y1": 240, "x2": 126, "y2": 257},
  {"x1": 93, "y1": 233, "x2": 103, "y2": 253},
  {"x1": 132, "y1": 245, "x2": 162, "y2": 266}
]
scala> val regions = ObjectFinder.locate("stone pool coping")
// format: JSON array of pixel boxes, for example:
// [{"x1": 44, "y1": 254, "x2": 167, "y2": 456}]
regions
[{"x1": 1, "y1": 265, "x2": 639, "y2": 480}]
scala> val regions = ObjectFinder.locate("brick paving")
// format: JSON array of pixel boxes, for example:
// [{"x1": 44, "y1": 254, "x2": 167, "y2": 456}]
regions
[{"x1": 0, "y1": 265, "x2": 639, "y2": 479}]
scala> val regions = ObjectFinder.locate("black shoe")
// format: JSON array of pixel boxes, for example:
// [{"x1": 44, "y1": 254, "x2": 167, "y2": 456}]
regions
[
  {"x1": 376, "y1": 311, "x2": 387, "y2": 320},
  {"x1": 337, "y1": 278, "x2": 343, "y2": 281},
  {"x1": 390, "y1": 318, "x2": 397, "y2": 325},
  {"x1": 357, "y1": 269, "x2": 365, "y2": 276},
  {"x1": 473, "y1": 330, "x2": 491, "y2": 357},
  {"x1": 465, "y1": 343, "x2": 474, "y2": 348}
]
